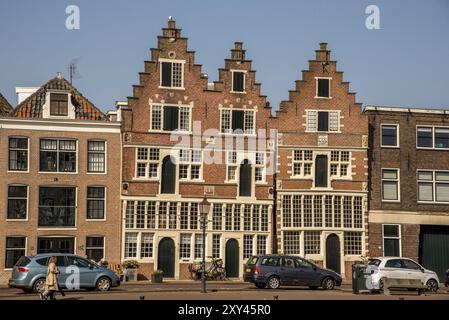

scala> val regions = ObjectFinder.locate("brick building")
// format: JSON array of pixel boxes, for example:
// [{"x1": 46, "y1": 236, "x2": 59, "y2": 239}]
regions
[
  {"x1": 0, "y1": 74, "x2": 122, "y2": 283},
  {"x1": 272, "y1": 43, "x2": 369, "y2": 279},
  {"x1": 120, "y1": 19, "x2": 274, "y2": 280},
  {"x1": 365, "y1": 106, "x2": 449, "y2": 280},
  {"x1": 0, "y1": 93, "x2": 13, "y2": 116}
]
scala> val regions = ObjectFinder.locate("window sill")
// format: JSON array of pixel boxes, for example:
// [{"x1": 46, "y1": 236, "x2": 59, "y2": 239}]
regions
[
  {"x1": 304, "y1": 130, "x2": 341, "y2": 134},
  {"x1": 230, "y1": 91, "x2": 247, "y2": 94},
  {"x1": 381, "y1": 200, "x2": 401, "y2": 203},
  {"x1": 147, "y1": 130, "x2": 192, "y2": 135},
  {"x1": 417, "y1": 201, "x2": 449, "y2": 205},
  {"x1": 380, "y1": 145, "x2": 400, "y2": 149},
  {"x1": 86, "y1": 219, "x2": 107, "y2": 222},
  {"x1": 179, "y1": 179, "x2": 205, "y2": 183},
  {"x1": 133, "y1": 177, "x2": 159, "y2": 181},
  {"x1": 158, "y1": 86, "x2": 185, "y2": 91},
  {"x1": 38, "y1": 171, "x2": 78, "y2": 175},
  {"x1": 289, "y1": 175, "x2": 313, "y2": 180},
  {"x1": 416, "y1": 147, "x2": 449, "y2": 151},
  {"x1": 37, "y1": 227, "x2": 77, "y2": 231},
  {"x1": 218, "y1": 132, "x2": 257, "y2": 137},
  {"x1": 314, "y1": 96, "x2": 332, "y2": 100},
  {"x1": 7, "y1": 170, "x2": 29, "y2": 174},
  {"x1": 86, "y1": 172, "x2": 107, "y2": 175},
  {"x1": 6, "y1": 219, "x2": 29, "y2": 222}
]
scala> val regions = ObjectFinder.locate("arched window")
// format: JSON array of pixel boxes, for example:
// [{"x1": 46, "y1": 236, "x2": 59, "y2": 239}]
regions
[
  {"x1": 239, "y1": 159, "x2": 252, "y2": 197},
  {"x1": 161, "y1": 156, "x2": 176, "y2": 194}
]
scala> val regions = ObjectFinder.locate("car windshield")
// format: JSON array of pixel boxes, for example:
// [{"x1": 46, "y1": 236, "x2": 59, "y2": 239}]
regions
[
  {"x1": 15, "y1": 256, "x2": 30, "y2": 267},
  {"x1": 247, "y1": 256, "x2": 258, "y2": 266},
  {"x1": 368, "y1": 259, "x2": 381, "y2": 266}
]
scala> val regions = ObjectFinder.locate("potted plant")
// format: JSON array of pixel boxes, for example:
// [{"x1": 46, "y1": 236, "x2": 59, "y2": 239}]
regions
[
  {"x1": 122, "y1": 260, "x2": 139, "y2": 282},
  {"x1": 151, "y1": 270, "x2": 164, "y2": 283}
]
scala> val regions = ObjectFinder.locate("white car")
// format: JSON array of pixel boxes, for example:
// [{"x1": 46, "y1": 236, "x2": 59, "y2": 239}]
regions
[{"x1": 366, "y1": 257, "x2": 440, "y2": 292}]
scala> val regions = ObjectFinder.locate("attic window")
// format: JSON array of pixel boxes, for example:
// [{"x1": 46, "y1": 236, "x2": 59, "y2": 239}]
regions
[
  {"x1": 232, "y1": 71, "x2": 245, "y2": 93},
  {"x1": 50, "y1": 93, "x2": 69, "y2": 116},
  {"x1": 160, "y1": 60, "x2": 184, "y2": 89},
  {"x1": 316, "y1": 78, "x2": 330, "y2": 98}
]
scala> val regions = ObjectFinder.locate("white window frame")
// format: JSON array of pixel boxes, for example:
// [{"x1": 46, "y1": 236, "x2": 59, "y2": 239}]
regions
[
  {"x1": 382, "y1": 224, "x2": 402, "y2": 257},
  {"x1": 87, "y1": 140, "x2": 107, "y2": 174},
  {"x1": 38, "y1": 138, "x2": 78, "y2": 174},
  {"x1": 8, "y1": 136, "x2": 30, "y2": 173},
  {"x1": 380, "y1": 123, "x2": 399, "y2": 148},
  {"x1": 86, "y1": 186, "x2": 107, "y2": 221},
  {"x1": 315, "y1": 77, "x2": 332, "y2": 99},
  {"x1": 4, "y1": 236, "x2": 27, "y2": 270},
  {"x1": 135, "y1": 147, "x2": 160, "y2": 180},
  {"x1": 230, "y1": 69, "x2": 247, "y2": 94},
  {"x1": 158, "y1": 58, "x2": 185, "y2": 90},
  {"x1": 291, "y1": 150, "x2": 314, "y2": 179},
  {"x1": 225, "y1": 151, "x2": 238, "y2": 183},
  {"x1": 381, "y1": 168, "x2": 400, "y2": 202},
  {"x1": 43, "y1": 90, "x2": 76, "y2": 120},
  {"x1": 416, "y1": 125, "x2": 449, "y2": 150},
  {"x1": 178, "y1": 149, "x2": 203, "y2": 181},
  {"x1": 305, "y1": 110, "x2": 340, "y2": 133},
  {"x1": 85, "y1": 236, "x2": 105, "y2": 261},
  {"x1": 254, "y1": 152, "x2": 266, "y2": 184},
  {"x1": 219, "y1": 108, "x2": 256, "y2": 136},
  {"x1": 417, "y1": 169, "x2": 449, "y2": 204},
  {"x1": 6, "y1": 184, "x2": 29, "y2": 221},
  {"x1": 149, "y1": 103, "x2": 192, "y2": 133}
]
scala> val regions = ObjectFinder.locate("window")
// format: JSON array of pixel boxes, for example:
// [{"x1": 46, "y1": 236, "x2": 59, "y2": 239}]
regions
[
  {"x1": 304, "y1": 232, "x2": 321, "y2": 255},
  {"x1": 180, "y1": 234, "x2": 191, "y2": 259},
  {"x1": 226, "y1": 151, "x2": 238, "y2": 181},
  {"x1": 381, "y1": 169, "x2": 400, "y2": 201},
  {"x1": 220, "y1": 109, "x2": 255, "y2": 134},
  {"x1": 194, "y1": 234, "x2": 203, "y2": 259},
  {"x1": 86, "y1": 236, "x2": 104, "y2": 261},
  {"x1": 225, "y1": 205, "x2": 233, "y2": 231},
  {"x1": 232, "y1": 71, "x2": 245, "y2": 92},
  {"x1": 87, "y1": 187, "x2": 105, "y2": 219},
  {"x1": 37, "y1": 237, "x2": 74, "y2": 254},
  {"x1": 7, "y1": 185, "x2": 28, "y2": 219},
  {"x1": 316, "y1": 78, "x2": 330, "y2": 98},
  {"x1": 261, "y1": 206, "x2": 269, "y2": 232},
  {"x1": 243, "y1": 235, "x2": 253, "y2": 259},
  {"x1": 243, "y1": 205, "x2": 251, "y2": 231},
  {"x1": 150, "y1": 105, "x2": 190, "y2": 132},
  {"x1": 124, "y1": 233, "x2": 138, "y2": 258},
  {"x1": 88, "y1": 141, "x2": 105, "y2": 173},
  {"x1": 417, "y1": 126, "x2": 449, "y2": 149},
  {"x1": 292, "y1": 150, "x2": 313, "y2": 177},
  {"x1": 160, "y1": 60, "x2": 184, "y2": 88},
  {"x1": 344, "y1": 232, "x2": 362, "y2": 255},
  {"x1": 5, "y1": 237, "x2": 26, "y2": 269},
  {"x1": 8, "y1": 137, "x2": 28, "y2": 171},
  {"x1": 306, "y1": 110, "x2": 339, "y2": 132},
  {"x1": 179, "y1": 149, "x2": 202, "y2": 180},
  {"x1": 315, "y1": 155, "x2": 328, "y2": 188},
  {"x1": 256, "y1": 235, "x2": 267, "y2": 255},
  {"x1": 239, "y1": 160, "x2": 252, "y2": 197},
  {"x1": 381, "y1": 124, "x2": 399, "y2": 147},
  {"x1": 283, "y1": 231, "x2": 300, "y2": 255},
  {"x1": 50, "y1": 93, "x2": 68, "y2": 116},
  {"x1": 212, "y1": 234, "x2": 221, "y2": 258},
  {"x1": 136, "y1": 148, "x2": 159, "y2": 178},
  {"x1": 383, "y1": 225, "x2": 401, "y2": 256},
  {"x1": 252, "y1": 205, "x2": 260, "y2": 231},
  {"x1": 141, "y1": 233, "x2": 154, "y2": 258},
  {"x1": 418, "y1": 170, "x2": 449, "y2": 202},
  {"x1": 255, "y1": 153, "x2": 265, "y2": 182},
  {"x1": 212, "y1": 204, "x2": 222, "y2": 230},
  {"x1": 38, "y1": 187, "x2": 76, "y2": 227},
  {"x1": 233, "y1": 204, "x2": 241, "y2": 231},
  {"x1": 330, "y1": 151, "x2": 350, "y2": 178},
  {"x1": 40, "y1": 139, "x2": 76, "y2": 172},
  {"x1": 402, "y1": 259, "x2": 421, "y2": 270}
]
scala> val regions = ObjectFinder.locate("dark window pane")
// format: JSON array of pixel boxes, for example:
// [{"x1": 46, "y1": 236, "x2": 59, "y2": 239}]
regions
[
  {"x1": 163, "y1": 106, "x2": 179, "y2": 131},
  {"x1": 385, "y1": 259, "x2": 403, "y2": 268},
  {"x1": 40, "y1": 151, "x2": 57, "y2": 171},
  {"x1": 233, "y1": 72, "x2": 244, "y2": 92},
  {"x1": 9, "y1": 138, "x2": 28, "y2": 171},
  {"x1": 383, "y1": 225, "x2": 399, "y2": 237},
  {"x1": 402, "y1": 259, "x2": 420, "y2": 270},
  {"x1": 50, "y1": 93, "x2": 68, "y2": 116},
  {"x1": 417, "y1": 127, "x2": 433, "y2": 148},
  {"x1": 232, "y1": 110, "x2": 245, "y2": 133},
  {"x1": 6, "y1": 237, "x2": 26, "y2": 248},
  {"x1": 318, "y1": 112, "x2": 329, "y2": 132},
  {"x1": 317, "y1": 79, "x2": 330, "y2": 97},
  {"x1": 58, "y1": 152, "x2": 76, "y2": 172},
  {"x1": 435, "y1": 128, "x2": 449, "y2": 148},
  {"x1": 86, "y1": 237, "x2": 104, "y2": 247},
  {"x1": 38, "y1": 187, "x2": 76, "y2": 227},
  {"x1": 315, "y1": 155, "x2": 328, "y2": 187},
  {"x1": 7, "y1": 186, "x2": 27, "y2": 220},
  {"x1": 5, "y1": 237, "x2": 26, "y2": 269},
  {"x1": 87, "y1": 187, "x2": 105, "y2": 198},
  {"x1": 37, "y1": 237, "x2": 74, "y2": 254},
  {"x1": 239, "y1": 159, "x2": 252, "y2": 197},
  {"x1": 8, "y1": 186, "x2": 27, "y2": 197},
  {"x1": 161, "y1": 156, "x2": 176, "y2": 194},
  {"x1": 384, "y1": 239, "x2": 400, "y2": 256},
  {"x1": 381, "y1": 125, "x2": 398, "y2": 146},
  {"x1": 161, "y1": 62, "x2": 172, "y2": 87}
]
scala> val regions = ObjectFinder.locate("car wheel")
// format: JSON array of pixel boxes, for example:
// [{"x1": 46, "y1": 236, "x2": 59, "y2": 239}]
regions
[
  {"x1": 426, "y1": 279, "x2": 439, "y2": 293},
  {"x1": 255, "y1": 282, "x2": 266, "y2": 289},
  {"x1": 266, "y1": 276, "x2": 280, "y2": 289},
  {"x1": 96, "y1": 277, "x2": 112, "y2": 291},
  {"x1": 33, "y1": 278, "x2": 46, "y2": 293},
  {"x1": 379, "y1": 278, "x2": 385, "y2": 291},
  {"x1": 322, "y1": 277, "x2": 335, "y2": 290}
]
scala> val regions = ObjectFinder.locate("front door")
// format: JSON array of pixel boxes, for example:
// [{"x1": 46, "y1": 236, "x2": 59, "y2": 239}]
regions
[
  {"x1": 158, "y1": 237, "x2": 175, "y2": 278},
  {"x1": 325, "y1": 234, "x2": 341, "y2": 274},
  {"x1": 225, "y1": 239, "x2": 239, "y2": 278}
]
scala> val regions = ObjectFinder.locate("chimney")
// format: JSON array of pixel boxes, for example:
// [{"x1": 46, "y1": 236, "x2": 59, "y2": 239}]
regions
[
  {"x1": 231, "y1": 42, "x2": 246, "y2": 61},
  {"x1": 316, "y1": 42, "x2": 330, "y2": 61},
  {"x1": 15, "y1": 87, "x2": 39, "y2": 104},
  {"x1": 56, "y1": 72, "x2": 63, "y2": 79},
  {"x1": 163, "y1": 16, "x2": 181, "y2": 39}
]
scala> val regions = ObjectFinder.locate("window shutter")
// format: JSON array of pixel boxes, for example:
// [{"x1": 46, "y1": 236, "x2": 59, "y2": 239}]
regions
[
  {"x1": 315, "y1": 155, "x2": 328, "y2": 187},
  {"x1": 163, "y1": 106, "x2": 179, "y2": 131},
  {"x1": 306, "y1": 111, "x2": 317, "y2": 131},
  {"x1": 318, "y1": 112, "x2": 329, "y2": 132},
  {"x1": 232, "y1": 110, "x2": 245, "y2": 133},
  {"x1": 161, "y1": 62, "x2": 172, "y2": 87},
  {"x1": 329, "y1": 111, "x2": 340, "y2": 131}
]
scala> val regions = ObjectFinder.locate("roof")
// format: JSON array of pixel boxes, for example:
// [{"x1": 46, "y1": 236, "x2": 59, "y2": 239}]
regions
[
  {"x1": 0, "y1": 93, "x2": 13, "y2": 116},
  {"x1": 364, "y1": 105, "x2": 449, "y2": 115},
  {"x1": 12, "y1": 75, "x2": 108, "y2": 121}
]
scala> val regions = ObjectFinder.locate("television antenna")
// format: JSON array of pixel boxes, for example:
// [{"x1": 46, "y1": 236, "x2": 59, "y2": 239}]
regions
[{"x1": 68, "y1": 58, "x2": 81, "y2": 84}]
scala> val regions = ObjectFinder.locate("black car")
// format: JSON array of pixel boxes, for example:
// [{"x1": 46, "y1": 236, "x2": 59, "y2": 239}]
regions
[{"x1": 243, "y1": 255, "x2": 342, "y2": 290}]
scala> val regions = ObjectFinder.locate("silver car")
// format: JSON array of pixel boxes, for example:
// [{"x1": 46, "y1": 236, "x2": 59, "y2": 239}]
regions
[{"x1": 8, "y1": 253, "x2": 121, "y2": 293}]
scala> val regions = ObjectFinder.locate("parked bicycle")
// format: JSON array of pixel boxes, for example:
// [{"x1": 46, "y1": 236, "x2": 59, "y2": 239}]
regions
[{"x1": 188, "y1": 257, "x2": 226, "y2": 281}]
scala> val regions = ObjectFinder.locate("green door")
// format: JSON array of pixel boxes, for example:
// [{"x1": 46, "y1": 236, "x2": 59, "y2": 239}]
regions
[{"x1": 419, "y1": 225, "x2": 449, "y2": 281}]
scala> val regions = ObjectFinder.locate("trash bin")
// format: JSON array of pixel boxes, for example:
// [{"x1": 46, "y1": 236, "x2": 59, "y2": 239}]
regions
[{"x1": 352, "y1": 264, "x2": 371, "y2": 294}]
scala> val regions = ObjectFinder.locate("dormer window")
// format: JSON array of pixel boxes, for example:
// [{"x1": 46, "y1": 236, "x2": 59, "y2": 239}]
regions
[
  {"x1": 231, "y1": 70, "x2": 245, "y2": 93},
  {"x1": 50, "y1": 93, "x2": 69, "y2": 116},
  {"x1": 316, "y1": 77, "x2": 330, "y2": 98},
  {"x1": 160, "y1": 59, "x2": 184, "y2": 89}
]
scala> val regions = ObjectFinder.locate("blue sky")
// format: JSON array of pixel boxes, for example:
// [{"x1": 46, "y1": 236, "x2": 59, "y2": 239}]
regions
[{"x1": 1, "y1": 0, "x2": 448, "y2": 112}]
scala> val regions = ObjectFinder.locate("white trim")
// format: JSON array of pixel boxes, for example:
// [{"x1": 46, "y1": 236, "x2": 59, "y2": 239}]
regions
[
  {"x1": 86, "y1": 185, "x2": 107, "y2": 221},
  {"x1": 86, "y1": 139, "x2": 107, "y2": 174},
  {"x1": 158, "y1": 58, "x2": 185, "y2": 90},
  {"x1": 230, "y1": 69, "x2": 247, "y2": 94},
  {"x1": 382, "y1": 224, "x2": 402, "y2": 257},
  {"x1": 5, "y1": 184, "x2": 29, "y2": 221},
  {"x1": 416, "y1": 169, "x2": 449, "y2": 204},
  {"x1": 365, "y1": 105, "x2": 449, "y2": 114},
  {"x1": 381, "y1": 168, "x2": 401, "y2": 202},
  {"x1": 4, "y1": 236, "x2": 27, "y2": 270},
  {"x1": 7, "y1": 136, "x2": 30, "y2": 173},
  {"x1": 38, "y1": 138, "x2": 79, "y2": 174},
  {"x1": 416, "y1": 125, "x2": 449, "y2": 150},
  {"x1": 380, "y1": 123, "x2": 399, "y2": 148},
  {"x1": 149, "y1": 102, "x2": 192, "y2": 133},
  {"x1": 305, "y1": 110, "x2": 341, "y2": 133},
  {"x1": 314, "y1": 77, "x2": 332, "y2": 99},
  {"x1": 0, "y1": 118, "x2": 120, "y2": 133}
]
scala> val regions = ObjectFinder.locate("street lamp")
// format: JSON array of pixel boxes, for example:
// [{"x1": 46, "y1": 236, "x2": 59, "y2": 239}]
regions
[{"x1": 199, "y1": 196, "x2": 211, "y2": 293}]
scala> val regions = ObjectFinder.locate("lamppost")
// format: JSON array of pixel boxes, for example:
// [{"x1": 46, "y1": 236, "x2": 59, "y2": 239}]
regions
[{"x1": 199, "y1": 196, "x2": 211, "y2": 293}]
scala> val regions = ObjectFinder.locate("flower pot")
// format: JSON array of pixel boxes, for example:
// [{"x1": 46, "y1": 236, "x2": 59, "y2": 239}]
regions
[
  {"x1": 124, "y1": 268, "x2": 138, "y2": 282},
  {"x1": 151, "y1": 273, "x2": 163, "y2": 283}
]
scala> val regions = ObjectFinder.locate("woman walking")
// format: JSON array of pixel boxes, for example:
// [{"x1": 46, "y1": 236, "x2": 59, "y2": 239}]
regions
[{"x1": 40, "y1": 256, "x2": 59, "y2": 300}]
